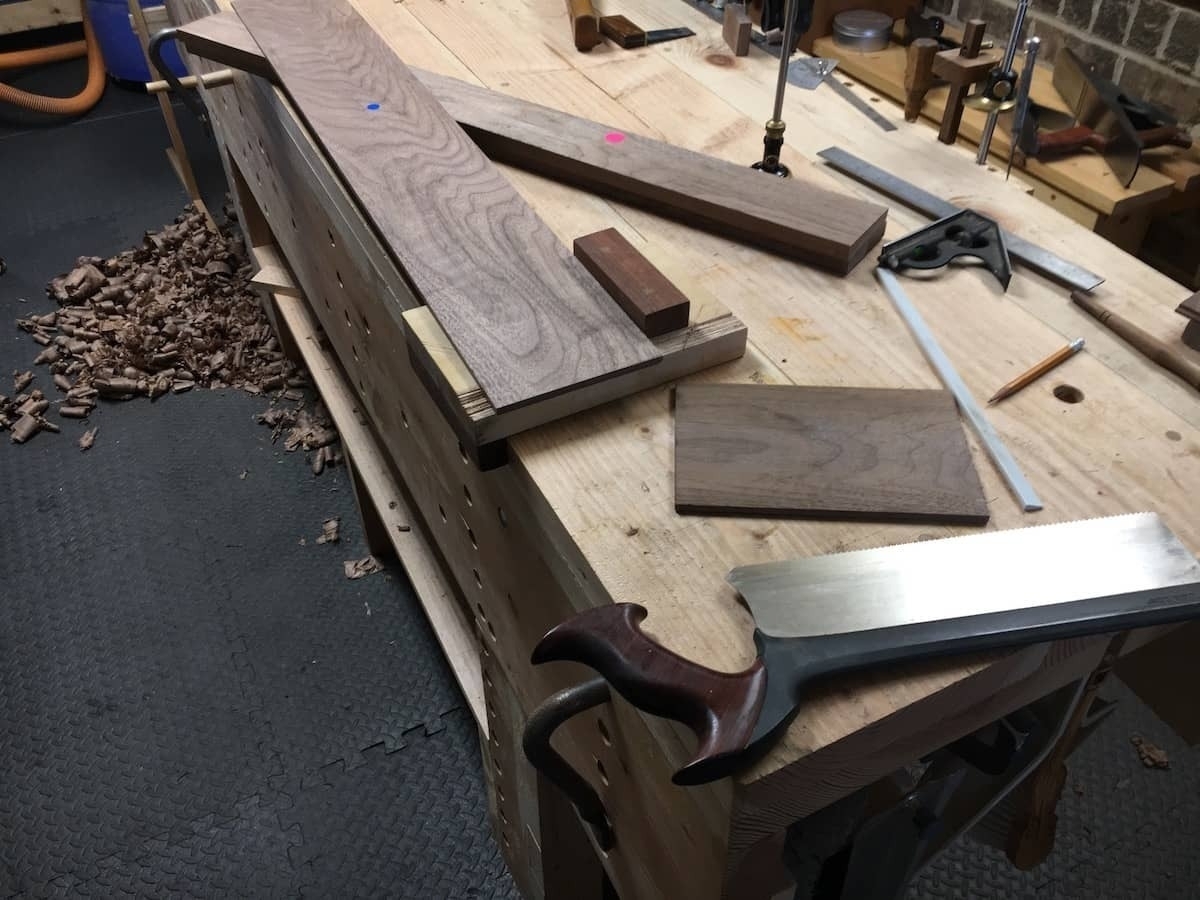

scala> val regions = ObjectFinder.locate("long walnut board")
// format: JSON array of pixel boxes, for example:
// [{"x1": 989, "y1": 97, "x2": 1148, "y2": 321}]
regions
[
  {"x1": 178, "y1": 10, "x2": 888, "y2": 273},
  {"x1": 234, "y1": 0, "x2": 659, "y2": 413},
  {"x1": 674, "y1": 384, "x2": 990, "y2": 523}
]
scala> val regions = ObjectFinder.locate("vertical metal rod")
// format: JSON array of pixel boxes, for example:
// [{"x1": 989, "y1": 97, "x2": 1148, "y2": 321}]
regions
[
  {"x1": 771, "y1": 0, "x2": 801, "y2": 121},
  {"x1": 1006, "y1": 36, "x2": 1042, "y2": 179},
  {"x1": 976, "y1": 0, "x2": 1032, "y2": 164}
]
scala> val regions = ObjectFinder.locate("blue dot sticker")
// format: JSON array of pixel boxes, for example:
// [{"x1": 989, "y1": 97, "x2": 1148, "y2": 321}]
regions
[{"x1": 366, "y1": 102, "x2": 381, "y2": 111}]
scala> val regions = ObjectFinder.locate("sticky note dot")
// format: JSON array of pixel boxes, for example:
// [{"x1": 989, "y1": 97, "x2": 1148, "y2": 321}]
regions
[
  {"x1": 366, "y1": 102, "x2": 381, "y2": 111},
  {"x1": 604, "y1": 131, "x2": 626, "y2": 144}
]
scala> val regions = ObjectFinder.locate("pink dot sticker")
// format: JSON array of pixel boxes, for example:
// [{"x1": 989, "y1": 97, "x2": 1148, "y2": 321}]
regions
[{"x1": 604, "y1": 131, "x2": 626, "y2": 145}]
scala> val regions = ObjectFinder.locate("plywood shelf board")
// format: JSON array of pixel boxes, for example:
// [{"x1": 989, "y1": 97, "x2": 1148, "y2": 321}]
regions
[{"x1": 812, "y1": 35, "x2": 1181, "y2": 217}]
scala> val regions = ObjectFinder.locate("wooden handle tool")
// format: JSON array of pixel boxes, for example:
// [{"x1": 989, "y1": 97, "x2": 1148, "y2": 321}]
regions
[
  {"x1": 1035, "y1": 124, "x2": 1193, "y2": 158},
  {"x1": 1071, "y1": 291, "x2": 1200, "y2": 393},
  {"x1": 566, "y1": 0, "x2": 602, "y2": 51},
  {"x1": 903, "y1": 38, "x2": 939, "y2": 122}
]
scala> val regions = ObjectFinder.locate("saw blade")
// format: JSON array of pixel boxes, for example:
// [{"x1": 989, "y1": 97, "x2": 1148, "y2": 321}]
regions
[{"x1": 728, "y1": 513, "x2": 1200, "y2": 638}]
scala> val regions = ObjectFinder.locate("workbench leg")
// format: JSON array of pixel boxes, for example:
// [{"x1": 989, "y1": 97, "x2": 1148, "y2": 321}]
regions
[
  {"x1": 728, "y1": 830, "x2": 795, "y2": 900},
  {"x1": 344, "y1": 447, "x2": 394, "y2": 562},
  {"x1": 1006, "y1": 634, "x2": 1127, "y2": 868}
]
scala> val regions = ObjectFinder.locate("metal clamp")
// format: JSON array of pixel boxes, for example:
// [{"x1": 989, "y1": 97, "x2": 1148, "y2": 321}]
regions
[
  {"x1": 522, "y1": 678, "x2": 614, "y2": 850},
  {"x1": 147, "y1": 28, "x2": 209, "y2": 126}
]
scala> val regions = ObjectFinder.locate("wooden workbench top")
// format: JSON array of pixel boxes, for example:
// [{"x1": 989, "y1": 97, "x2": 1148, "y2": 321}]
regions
[{"x1": 208, "y1": 0, "x2": 1200, "y2": 864}]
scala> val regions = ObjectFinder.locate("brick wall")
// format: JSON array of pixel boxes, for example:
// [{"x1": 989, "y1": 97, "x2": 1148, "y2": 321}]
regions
[{"x1": 922, "y1": 0, "x2": 1200, "y2": 129}]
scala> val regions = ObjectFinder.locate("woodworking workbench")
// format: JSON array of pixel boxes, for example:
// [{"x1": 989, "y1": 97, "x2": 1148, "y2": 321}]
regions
[{"x1": 165, "y1": 0, "x2": 1200, "y2": 895}]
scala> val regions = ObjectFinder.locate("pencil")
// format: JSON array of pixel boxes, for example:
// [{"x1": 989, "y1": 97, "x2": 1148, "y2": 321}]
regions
[{"x1": 988, "y1": 338, "x2": 1085, "y2": 404}]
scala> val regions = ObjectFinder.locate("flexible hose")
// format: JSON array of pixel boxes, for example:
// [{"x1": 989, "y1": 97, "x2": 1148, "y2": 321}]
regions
[
  {"x1": 0, "y1": 40, "x2": 87, "y2": 71},
  {"x1": 0, "y1": 1, "x2": 105, "y2": 116}
]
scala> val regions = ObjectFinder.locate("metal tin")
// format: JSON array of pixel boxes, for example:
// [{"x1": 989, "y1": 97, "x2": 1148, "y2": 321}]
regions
[{"x1": 831, "y1": 10, "x2": 894, "y2": 51}]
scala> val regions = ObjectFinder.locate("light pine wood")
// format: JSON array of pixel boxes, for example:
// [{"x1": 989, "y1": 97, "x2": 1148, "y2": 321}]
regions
[
  {"x1": 0, "y1": 0, "x2": 81, "y2": 33},
  {"x1": 127, "y1": 0, "x2": 216, "y2": 230},
  {"x1": 235, "y1": 0, "x2": 660, "y2": 413},
  {"x1": 673, "y1": 384, "x2": 989, "y2": 523},
  {"x1": 181, "y1": 0, "x2": 1200, "y2": 894}
]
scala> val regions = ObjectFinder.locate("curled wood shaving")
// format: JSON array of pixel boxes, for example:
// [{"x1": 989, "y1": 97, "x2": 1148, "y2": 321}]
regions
[
  {"x1": 316, "y1": 517, "x2": 340, "y2": 545},
  {"x1": 1131, "y1": 735, "x2": 1169, "y2": 769},
  {"x1": 343, "y1": 556, "x2": 383, "y2": 580}
]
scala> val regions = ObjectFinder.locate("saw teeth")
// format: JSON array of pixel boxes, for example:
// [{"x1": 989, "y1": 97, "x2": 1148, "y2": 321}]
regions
[{"x1": 728, "y1": 511, "x2": 1163, "y2": 581}]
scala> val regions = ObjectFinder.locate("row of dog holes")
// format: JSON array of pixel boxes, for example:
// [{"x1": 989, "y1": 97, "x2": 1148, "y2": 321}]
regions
[{"x1": 482, "y1": 667, "x2": 513, "y2": 851}]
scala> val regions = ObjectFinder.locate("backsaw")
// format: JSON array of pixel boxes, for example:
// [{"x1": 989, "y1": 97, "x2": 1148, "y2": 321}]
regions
[{"x1": 531, "y1": 514, "x2": 1200, "y2": 785}]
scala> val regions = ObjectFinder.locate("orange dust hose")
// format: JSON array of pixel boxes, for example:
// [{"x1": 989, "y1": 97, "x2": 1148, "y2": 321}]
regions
[
  {"x1": 0, "y1": 2, "x2": 105, "y2": 116},
  {"x1": 0, "y1": 40, "x2": 87, "y2": 71}
]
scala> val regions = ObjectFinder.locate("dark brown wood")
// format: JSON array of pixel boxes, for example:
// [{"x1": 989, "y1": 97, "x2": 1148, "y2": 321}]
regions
[
  {"x1": 903, "y1": 38, "x2": 939, "y2": 122},
  {"x1": 1177, "y1": 291, "x2": 1200, "y2": 323},
  {"x1": 599, "y1": 14, "x2": 645, "y2": 49},
  {"x1": 1072, "y1": 291, "x2": 1200, "y2": 394},
  {"x1": 532, "y1": 602, "x2": 767, "y2": 783},
  {"x1": 673, "y1": 384, "x2": 990, "y2": 523},
  {"x1": 235, "y1": 0, "x2": 659, "y2": 413},
  {"x1": 1184, "y1": 320, "x2": 1200, "y2": 353},
  {"x1": 177, "y1": 8, "x2": 271, "y2": 78},
  {"x1": 572, "y1": 229, "x2": 691, "y2": 337},
  {"x1": 566, "y1": 0, "x2": 602, "y2": 51},
  {"x1": 723, "y1": 4, "x2": 752, "y2": 57},
  {"x1": 959, "y1": 18, "x2": 987, "y2": 56},
  {"x1": 178, "y1": 11, "x2": 888, "y2": 274},
  {"x1": 936, "y1": 19, "x2": 987, "y2": 145}
]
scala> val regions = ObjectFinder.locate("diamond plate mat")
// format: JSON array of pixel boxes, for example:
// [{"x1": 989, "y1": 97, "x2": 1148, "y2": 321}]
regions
[{"x1": 0, "y1": 63, "x2": 514, "y2": 898}]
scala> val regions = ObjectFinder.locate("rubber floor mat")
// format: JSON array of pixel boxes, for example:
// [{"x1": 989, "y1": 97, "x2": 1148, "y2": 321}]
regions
[{"x1": 1, "y1": 64, "x2": 514, "y2": 898}]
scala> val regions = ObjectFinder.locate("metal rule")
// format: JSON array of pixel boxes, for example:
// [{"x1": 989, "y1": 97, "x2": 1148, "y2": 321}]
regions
[
  {"x1": 823, "y1": 77, "x2": 899, "y2": 131},
  {"x1": 818, "y1": 147, "x2": 1105, "y2": 292},
  {"x1": 875, "y1": 267, "x2": 1044, "y2": 512}
]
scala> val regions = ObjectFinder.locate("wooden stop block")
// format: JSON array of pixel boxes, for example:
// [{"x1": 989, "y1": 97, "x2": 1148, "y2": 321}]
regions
[
  {"x1": 723, "y1": 4, "x2": 752, "y2": 56},
  {"x1": 573, "y1": 228, "x2": 691, "y2": 337}
]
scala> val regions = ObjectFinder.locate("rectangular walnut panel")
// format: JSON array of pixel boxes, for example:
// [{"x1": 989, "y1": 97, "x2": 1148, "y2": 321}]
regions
[{"x1": 235, "y1": 0, "x2": 660, "y2": 413}]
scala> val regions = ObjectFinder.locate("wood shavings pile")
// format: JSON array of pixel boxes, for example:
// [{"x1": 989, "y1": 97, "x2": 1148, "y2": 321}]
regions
[
  {"x1": 4, "y1": 204, "x2": 338, "y2": 470},
  {"x1": 256, "y1": 402, "x2": 342, "y2": 474}
]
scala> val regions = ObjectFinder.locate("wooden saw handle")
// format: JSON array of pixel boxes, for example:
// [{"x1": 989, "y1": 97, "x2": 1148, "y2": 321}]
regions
[
  {"x1": 1034, "y1": 125, "x2": 1107, "y2": 157},
  {"x1": 1138, "y1": 125, "x2": 1194, "y2": 150},
  {"x1": 531, "y1": 603, "x2": 767, "y2": 784}
]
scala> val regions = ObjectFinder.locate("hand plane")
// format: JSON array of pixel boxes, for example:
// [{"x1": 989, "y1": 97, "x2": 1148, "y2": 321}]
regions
[{"x1": 532, "y1": 514, "x2": 1200, "y2": 785}]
